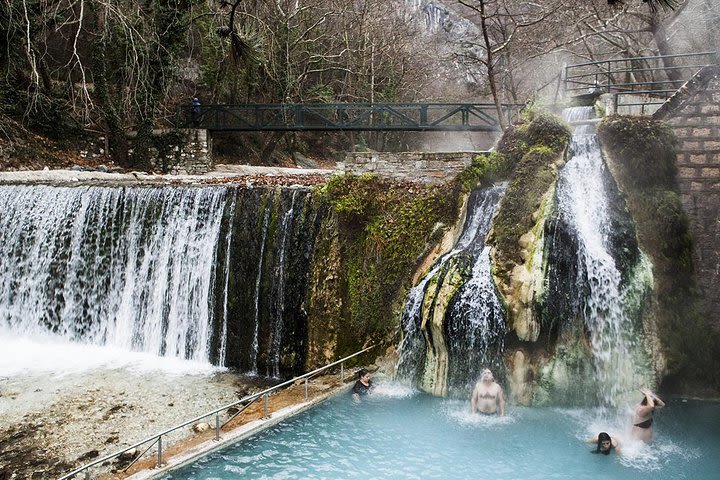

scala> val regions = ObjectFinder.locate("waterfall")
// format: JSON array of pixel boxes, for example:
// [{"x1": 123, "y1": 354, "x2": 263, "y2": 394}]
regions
[
  {"x1": 268, "y1": 190, "x2": 298, "y2": 378},
  {"x1": 397, "y1": 185, "x2": 506, "y2": 396},
  {"x1": 249, "y1": 193, "x2": 273, "y2": 375},
  {"x1": 222, "y1": 187, "x2": 323, "y2": 376},
  {"x1": 549, "y1": 107, "x2": 653, "y2": 406},
  {"x1": 0, "y1": 185, "x2": 230, "y2": 363},
  {"x1": 0, "y1": 184, "x2": 326, "y2": 377}
]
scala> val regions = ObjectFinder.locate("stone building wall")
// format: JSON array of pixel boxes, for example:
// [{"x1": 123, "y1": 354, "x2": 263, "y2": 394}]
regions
[
  {"x1": 654, "y1": 66, "x2": 720, "y2": 326},
  {"x1": 340, "y1": 151, "x2": 480, "y2": 184}
]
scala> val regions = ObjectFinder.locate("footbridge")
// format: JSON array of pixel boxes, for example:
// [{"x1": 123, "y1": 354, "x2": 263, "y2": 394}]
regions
[{"x1": 176, "y1": 103, "x2": 520, "y2": 132}]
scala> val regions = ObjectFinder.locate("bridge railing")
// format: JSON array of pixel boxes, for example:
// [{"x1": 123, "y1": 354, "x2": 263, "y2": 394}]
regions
[
  {"x1": 176, "y1": 103, "x2": 522, "y2": 132},
  {"x1": 564, "y1": 51, "x2": 718, "y2": 114},
  {"x1": 58, "y1": 345, "x2": 375, "y2": 480}
]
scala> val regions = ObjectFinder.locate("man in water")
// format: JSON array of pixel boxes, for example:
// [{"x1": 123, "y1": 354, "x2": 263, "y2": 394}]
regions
[
  {"x1": 352, "y1": 368, "x2": 373, "y2": 401},
  {"x1": 470, "y1": 368, "x2": 505, "y2": 416}
]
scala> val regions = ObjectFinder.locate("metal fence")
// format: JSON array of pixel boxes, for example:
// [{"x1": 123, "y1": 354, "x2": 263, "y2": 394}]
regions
[
  {"x1": 176, "y1": 103, "x2": 522, "y2": 132},
  {"x1": 58, "y1": 345, "x2": 375, "y2": 480},
  {"x1": 564, "y1": 52, "x2": 718, "y2": 114}
]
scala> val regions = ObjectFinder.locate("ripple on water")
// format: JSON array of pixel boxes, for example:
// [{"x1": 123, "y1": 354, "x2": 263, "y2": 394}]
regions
[{"x1": 442, "y1": 399, "x2": 517, "y2": 428}]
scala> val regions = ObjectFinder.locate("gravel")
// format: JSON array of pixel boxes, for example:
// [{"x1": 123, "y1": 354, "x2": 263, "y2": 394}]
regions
[{"x1": 0, "y1": 368, "x2": 246, "y2": 479}]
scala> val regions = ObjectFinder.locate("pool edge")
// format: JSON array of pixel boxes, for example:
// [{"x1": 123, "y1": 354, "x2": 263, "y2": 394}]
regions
[{"x1": 125, "y1": 382, "x2": 354, "y2": 480}]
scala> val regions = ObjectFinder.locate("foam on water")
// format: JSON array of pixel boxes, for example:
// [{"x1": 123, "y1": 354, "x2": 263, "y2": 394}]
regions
[
  {"x1": 370, "y1": 381, "x2": 416, "y2": 399},
  {"x1": 443, "y1": 398, "x2": 517, "y2": 428},
  {"x1": 560, "y1": 405, "x2": 701, "y2": 473},
  {"x1": 0, "y1": 329, "x2": 221, "y2": 378}
]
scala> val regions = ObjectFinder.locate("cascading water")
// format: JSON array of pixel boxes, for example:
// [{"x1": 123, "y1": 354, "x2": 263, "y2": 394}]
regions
[
  {"x1": 0, "y1": 184, "x2": 326, "y2": 377},
  {"x1": 0, "y1": 185, "x2": 229, "y2": 363},
  {"x1": 267, "y1": 190, "x2": 297, "y2": 378},
  {"x1": 397, "y1": 185, "x2": 506, "y2": 397},
  {"x1": 249, "y1": 192, "x2": 273, "y2": 374},
  {"x1": 222, "y1": 187, "x2": 324, "y2": 376},
  {"x1": 547, "y1": 107, "x2": 654, "y2": 406}
]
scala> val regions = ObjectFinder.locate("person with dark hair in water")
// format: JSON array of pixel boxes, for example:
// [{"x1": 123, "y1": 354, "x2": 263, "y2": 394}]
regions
[
  {"x1": 587, "y1": 432, "x2": 621, "y2": 455},
  {"x1": 470, "y1": 368, "x2": 505, "y2": 416},
  {"x1": 631, "y1": 387, "x2": 665, "y2": 443},
  {"x1": 352, "y1": 368, "x2": 373, "y2": 401}
]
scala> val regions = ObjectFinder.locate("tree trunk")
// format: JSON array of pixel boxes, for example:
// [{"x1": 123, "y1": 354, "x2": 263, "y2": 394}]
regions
[
  {"x1": 260, "y1": 131, "x2": 285, "y2": 163},
  {"x1": 649, "y1": 11, "x2": 684, "y2": 89},
  {"x1": 131, "y1": 116, "x2": 155, "y2": 171},
  {"x1": 91, "y1": 44, "x2": 129, "y2": 166},
  {"x1": 478, "y1": 0, "x2": 507, "y2": 131}
]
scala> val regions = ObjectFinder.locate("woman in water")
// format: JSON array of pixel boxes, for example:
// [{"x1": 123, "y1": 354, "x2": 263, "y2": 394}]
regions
[
  {"x1": 631, "y1": 387, "x2": 665, "y2": 443},
  {"x1": 587, "y1": 432, "x2": 621, "y2": 455}
]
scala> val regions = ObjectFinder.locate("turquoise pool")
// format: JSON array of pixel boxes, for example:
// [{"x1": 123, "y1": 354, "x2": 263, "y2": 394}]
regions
[{"x1": 160, "y1": 384, "x2": 720, "y2": 479}]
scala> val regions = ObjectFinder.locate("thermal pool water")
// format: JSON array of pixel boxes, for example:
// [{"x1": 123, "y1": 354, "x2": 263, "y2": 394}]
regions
[{"x1": 160, "y1": 383, "x2": 719, "y2": 480}]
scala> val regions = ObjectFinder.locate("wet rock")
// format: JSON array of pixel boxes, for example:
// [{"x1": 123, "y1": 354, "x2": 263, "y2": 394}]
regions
[
  {"x1": 117, "y1": 448, "x2": 139, "y2": 462},
  {"x1": 293, "y1": 152, "x2": 319, "y2": 169},
  {"x1": 77, "y1": 449, "x2": 99, "y2": 462},
  {"x1": 192, "y1": 422, "x2": 211, "y2": 433}
]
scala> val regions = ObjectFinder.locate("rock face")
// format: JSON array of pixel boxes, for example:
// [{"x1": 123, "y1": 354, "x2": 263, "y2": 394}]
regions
[
  {"x1": 396, "y1": 109, "x2": 689, "y2": 405},
  {"x1": 417, "y1": 257, "x2": 467, "y2": 397},
  {"x1": 397, "y1": 186, "x2": 507, "y2": 399}
]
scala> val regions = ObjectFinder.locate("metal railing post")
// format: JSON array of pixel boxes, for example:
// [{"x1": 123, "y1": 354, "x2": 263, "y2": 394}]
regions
[
  {"x1": 304, "y1": 378, "x2": 309, "y2": 401},
  {"x1": 340, "y1": 362, "x2": 344, "y2": 380},
  {"x1": 57, "y1": 345, "x2": 376, "y2": 480},
  {"x1": 614, "y1": 94, "x2": 619, "y2": 114}
]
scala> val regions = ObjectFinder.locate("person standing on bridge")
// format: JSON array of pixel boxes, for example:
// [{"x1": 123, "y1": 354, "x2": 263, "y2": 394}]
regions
[{"x1": 191, "y1": 97, "x2": 201, "y2": 127}]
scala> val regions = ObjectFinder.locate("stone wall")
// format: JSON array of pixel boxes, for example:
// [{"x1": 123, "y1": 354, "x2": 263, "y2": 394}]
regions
[
  {"x1": 182, "y1": 129, "x2": 212, "y2": 174},
  {"x1": 654, "y1": 66, "x2": 720, "y2": 327},
  {"x1": 340, "y1": 151, "x2": 480, "y2": 184}
]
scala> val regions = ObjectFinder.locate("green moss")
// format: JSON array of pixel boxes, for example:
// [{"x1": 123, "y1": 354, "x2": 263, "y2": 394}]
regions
[
  {"x1": 496, "y1": 110, "x2": 570, "y2": 169},
  {"x1": 493, "y1": 145, "x2": 563, "y2": 268},
  {"x1": 317, "y1": 173, "x2": 460, "y2": 353},
  {"x1": 599, "y1": 115, "x2": 720, "y2": 389},
  {"x1": 456, "y1": 152, "x2": 509, "y2": 190},
  {"x1": 598, "y1": 115, "x2": 677, "y2": 189}
]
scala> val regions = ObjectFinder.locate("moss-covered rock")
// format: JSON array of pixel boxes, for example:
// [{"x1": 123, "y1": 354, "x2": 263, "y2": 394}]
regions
[
  {"x1": 417, "y1": 256, "x2": 469, "y2": 396},
  {"x1": 312, "y1": 173, "x2": 460, "y2": 365},
  {"x1": 598, "y1": 115, "x2": 720, "y2": 390},
  {"x1": 598, "y1": 115, "x2": 677, "y2": 189},
  {"x1": 486, "y1": 112, "x2": 570, "y2": 344}
]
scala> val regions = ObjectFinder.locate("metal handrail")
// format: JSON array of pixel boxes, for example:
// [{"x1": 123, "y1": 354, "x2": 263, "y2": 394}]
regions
[
  {"x1": 176, "y1": 102, "x2": 524, "y2": 132},
  {"x1": 564, "y1": 51, "x2": 717, "y2": 97},
  {"x1": 565, "y1": 51, "x2": 717, "y2": 69},
  {"x1": 58, "y1": 345, "x2": 375, "y2": 480}
]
